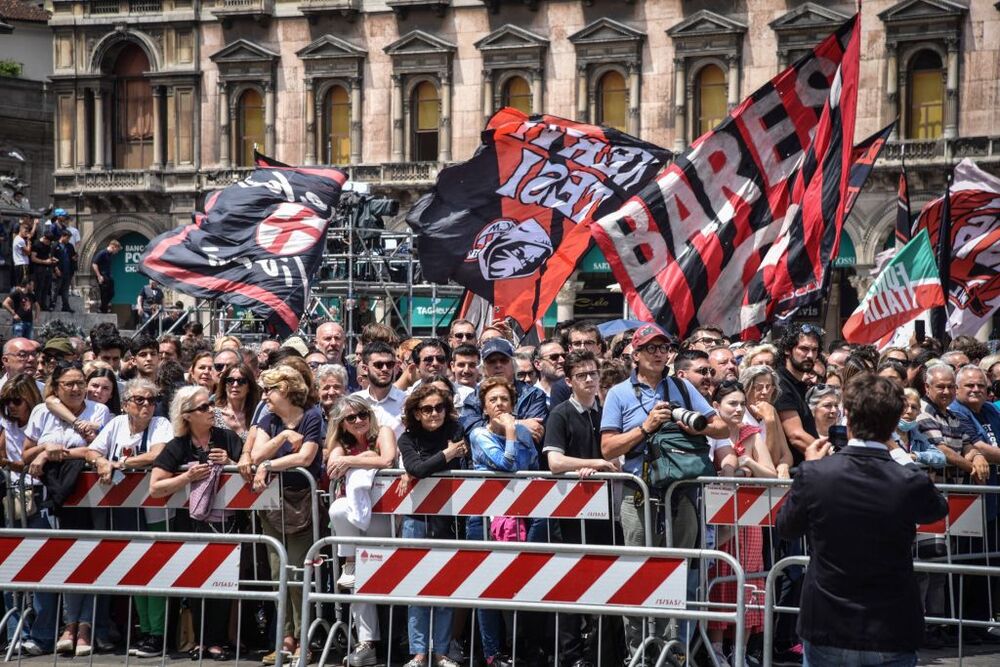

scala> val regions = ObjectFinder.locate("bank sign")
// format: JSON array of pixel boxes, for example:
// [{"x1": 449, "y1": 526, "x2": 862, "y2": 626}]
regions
[{"x1": 110, "y1": 232, "x2": 151, "y2": 305}]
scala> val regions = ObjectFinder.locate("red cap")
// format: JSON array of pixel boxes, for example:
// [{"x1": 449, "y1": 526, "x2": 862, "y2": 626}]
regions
[{"x1": 631, "y1": 323, "x2": 671, "y2": 349}]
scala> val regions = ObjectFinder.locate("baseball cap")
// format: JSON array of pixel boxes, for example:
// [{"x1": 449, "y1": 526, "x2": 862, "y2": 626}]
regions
[
  {"x1": 631, "y1": 323, "x2": 672, "y2": 349},
  {"x1": 43, "y1": 337, "x2": 75, "y2": 357},
  {"x1": 281, "y1": 336, "x2": 309, "y2": 357},
  {"x1": 481, "y1": 337, "x2": 515, "y2": 360},
  {"x1": 53, "y1": 208, "x2": 67, "y2": 217}
]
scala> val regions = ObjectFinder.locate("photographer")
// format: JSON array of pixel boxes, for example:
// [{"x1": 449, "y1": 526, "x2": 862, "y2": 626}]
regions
[{"x1": 600, "y1": 323, "x2": 726, "y2": 660}]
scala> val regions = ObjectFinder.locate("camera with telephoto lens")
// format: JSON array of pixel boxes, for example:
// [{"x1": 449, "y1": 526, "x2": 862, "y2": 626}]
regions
[{"x1": 667, "y1": 402, "x2": 708, "y2": 431}]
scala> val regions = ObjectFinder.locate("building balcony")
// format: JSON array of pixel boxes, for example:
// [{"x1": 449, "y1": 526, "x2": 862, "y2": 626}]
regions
[
  {"x1": 54, "y1": 169, "x2": 163, "y2": 195},
  {"x1": 211, "y1": 0, "x2": 273, "y2": 24},
  {"x1": 200, "y1": 162, "x2": 445, "y2": 190},
  {"x1": 385, "y1": 0, "x2": 450, "y2": 18},
  {"x1": 88, "y1": 0, "x2": 162, "y2": 15},
  {"x1": 297, "y1": 0, "x2": 360, "y2": 20},
  {"x1": 879, "y1": 136, "x2": 1000, "y2": 166}
]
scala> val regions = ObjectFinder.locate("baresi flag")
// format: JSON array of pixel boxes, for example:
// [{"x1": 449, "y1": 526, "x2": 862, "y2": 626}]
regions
[
  {"x1": 842, "y1": 229, "x2": 944, "y2": 344},
  {"x1": 407, "y1": 108, "x2": 670, "y2": 330},
  {"x1": 915, "y1": 158, "x2": 1000, "y2": 335},
  {"x1": 140, "y1": 152, "x2": 346, "y2": 334},
  {"x1": 592, "y1": 16, "x2": 858, "y2": 339}
]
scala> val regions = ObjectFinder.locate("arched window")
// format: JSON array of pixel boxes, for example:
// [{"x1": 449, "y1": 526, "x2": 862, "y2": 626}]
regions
[
  {"x1": 596, "y1": 70, "x2": 627, "y2": 131},
  {"x1": 236, "y1": 88, "x2": 265, "y2": 167},
  {"x1": 112, "y1": 44, "x2": 153, "y2": 170},
  {"x1": 502, "y1": 76, "x2": 532, "y2": 115},
  {"x1": 907, "y1": 50, "x2": 944, "y2": 140},
  {"x1": 695, "y1": 65, "x2": 727, "y2": 137},
  {"x1": 411, "y1": 80, "x2": 439, "y2": 162},
  {"x1": 323, "y1": 85, "x2": 351, "y2": 165}
]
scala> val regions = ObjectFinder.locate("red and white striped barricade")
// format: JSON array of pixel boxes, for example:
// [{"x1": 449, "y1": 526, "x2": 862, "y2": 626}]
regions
[
  {"x1": 370, "y1": 475, "x2": 610, "y2": 519},
  {"x1": 918, "y1": 493, "x2": 984, "y2": 538},
  {"x1": 704, "y1": 483, "x2": 789, "y2": 527},
  {"x1": 63, "y1": 471, "x2": 281, "y2": 511}
]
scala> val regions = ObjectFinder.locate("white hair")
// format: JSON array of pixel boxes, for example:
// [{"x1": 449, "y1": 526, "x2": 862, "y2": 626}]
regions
[{"x1": 924, "y1": 363, "x2": 955, "y2": 385}]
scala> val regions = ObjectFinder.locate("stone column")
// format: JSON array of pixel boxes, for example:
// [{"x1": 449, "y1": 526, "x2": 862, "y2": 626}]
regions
[
  {"x1": 944, "y1": 37, "x2": 959, "y2": 140},
  {"x1": 218, "y1": 81, "x2": 231, "y2": 167},
  {"x1": 626, "y1": 62, "x2": 640, "y2": 137},
  {"x1": 576, "y1": 64, "x2": 588, "y2": 122},
  {"x1": 886, "y1": 42, "x2": 899, "y2": 140},
  {"x1": 673, "y1": 57, "x2": 686, "y2": 153},
  {"x1": 530, "y1": 67, "x2": 543, "y2": 115},
  {"x1": 349, "y1": 76, "x2": 362, "y2": 164},
  {"x1": 777, "y1": 48, "x2": 788, "y2": 71},
  {"x1": 193, "y1": 86, "x2": 202, "y2": 170},
  {"x1": 482, "y1": 69, "x2": 493, "y2": 126},
  {"x1": 304, "y1": 80, "x2": 316, "y2": 165},
  {"x1": 264, "y1": 82, "x2": 275, "y2": 155},
  {"x1": 151, "y1": 86, "x2": 164, "y2": 169},
  {"x1": 391, "y1": 74, "x2": 404, "y2": 162},
  {"x1": 75, "y1": 89, "x2": 87, "y2": 170},
  {"x1": 439, "y1": 72, "x2": 452, "y2": 163},
  {"x1": 726, "y1": 54, "x2": 740, "y2": 110},
  {"x1": 93, "y1": 88, "x2": 105, "y2": 170},
  {"x1": 556, "y1": 275, "x2": 581, "y2": 323}
]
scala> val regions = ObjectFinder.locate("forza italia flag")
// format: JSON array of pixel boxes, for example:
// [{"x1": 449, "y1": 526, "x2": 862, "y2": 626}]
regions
[
  {"x1": 140, "y1": 153, "x2": 346, "y2": 334},
  {"x1": 842, "y1": 229, "x2": 944, "y2": 344},
  {"x1": 406, "y1": 108, "x2": 670, "y2": 330}
]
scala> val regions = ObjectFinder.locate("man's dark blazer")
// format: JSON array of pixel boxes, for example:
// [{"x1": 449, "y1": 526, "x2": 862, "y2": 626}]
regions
[{"x1": 776, "y1": 445, "x2": 948, "y2": 652}]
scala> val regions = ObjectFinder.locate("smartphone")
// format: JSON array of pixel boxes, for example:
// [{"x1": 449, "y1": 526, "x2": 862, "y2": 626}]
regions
[
  {"x1": 914, "y1": 320, "x2": 926, "y2": 344},
  {"x1": 828, "y1": 425, "x2": 849, "y2": 451},
  {"x1": 111, "y1": 468, "x2": 126, "y2": 485}
]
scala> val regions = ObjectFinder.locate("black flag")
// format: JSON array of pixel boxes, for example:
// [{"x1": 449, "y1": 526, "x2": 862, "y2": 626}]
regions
[{"x1": 140, "y1": 153, "x2": 346, "y2": 334}]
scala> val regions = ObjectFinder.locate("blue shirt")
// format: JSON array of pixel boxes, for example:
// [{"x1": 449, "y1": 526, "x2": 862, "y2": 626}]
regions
[
  {"x1": 469, "y1": 424, "x2": 538, "y2": 473},
  {"x1": 460, "y1": 380, "x2": 548, "y2": 436},
  {"x1": 600, "y1": 372, "x2": 715, "y2": 438}
]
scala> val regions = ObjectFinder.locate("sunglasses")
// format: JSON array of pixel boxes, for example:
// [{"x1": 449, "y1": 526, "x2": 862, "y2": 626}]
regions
[
  {"x1": 544, "y1": 353, "x2": 566, "y2": 361},
  {"x1": 225, "y1": 377, "x2": 248, "y2": 386},
  {"x1": 452, "y1": 332, "x2": 475, "y2": 340},
  {"x1": 344, "y1": 412, "x2": 370, "y2": 424},
  {"x1": 369, "y1": 360, "x2": 394, "y2": 370},
  {"x1": 307, "y1": 361, "x2": 322, "y2": 370},
  {"x1": 213, "y1": 363, "x2": 232, "y2": 372},
  {"x1": 3, "y1": 397, "x2": 25, "y2": 407},
  {"x1": 129, "y1": 396, "x2": 158, "y2": 406},
  {"x1": 515, "y1": 371, "x2": 536, "y2": 381},
  {"x1": 418, "y1": 403, "x2": 446, "y2": 416},
  {"x1": 691, "y1": 366, "x2": 716, "y2": 376},
  {"x1": 421, "y1": 355, "x2": 447, "y2": 365},
  {"x1": 185, "y1": 402, "x2": 212, "y2": 414}
]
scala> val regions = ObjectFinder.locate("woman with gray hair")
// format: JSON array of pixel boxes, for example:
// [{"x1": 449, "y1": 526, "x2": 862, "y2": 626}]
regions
[
  {"x1": 79, "y1": 378, "x2": 174, "y2": 658},
  {"x1": 325, "y1": 394, "x2": 397, "y2": 667},
  {"x1": 739, "y1": 365, "x2": 793, "y2": 479},
  {"x1": 806, "y1": 384, "x2": 842, "y2": 439}
]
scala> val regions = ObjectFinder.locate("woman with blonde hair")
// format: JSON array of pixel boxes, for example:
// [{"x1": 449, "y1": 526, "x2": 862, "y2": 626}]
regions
[
  {"x1": 739, "y1": 343, "x2": 778, "y2": 372},
  {"x1": 738, "y1": 364, "x2": 793, "y2": 479},
  {"x1": 326, "y1": 395, "x2": 397, "y2": 667},
  {"x1": 213, "y1": 335, "x2": 242, "y2": 352}
]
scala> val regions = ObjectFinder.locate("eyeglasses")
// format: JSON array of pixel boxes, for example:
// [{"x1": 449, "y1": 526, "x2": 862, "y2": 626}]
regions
[
  {"x1": 418, "y1": 403, "x2": 446, "y2": 416},
  {"x1": 421, "y1": 355, "x2": 447, "y2": 365},
  {"x1": 263, "y1": 386, "x2": 279, "y2": 393},
  {"x1": 515, "y1": 371, "x2": 536, "y2": 381},
  {"x1": 569, "y1": 339, "x2": 598, "y2": 348},
  {"x1": 58, "y1": 380, "x2": 85, "y2": 389},
  {"x1": 369, "y1": 360, "x2": 394, "y2": 370},
  {"x1": 639, "y1": 344, "x2": 672, "y2": 355},
  {"x1": 185, "y1": 402, "x2": 212, "y2": 413},
  {"x1": 307, "y1": 361, "x2": 322, "y2": 370},
  {"x1": 572, "y1": 370, "x2": 600, "y2": 380},
  {"x1": 225, "y1": 377, "x2": 248, "y2": 386},
  {"x1": 691, "y1": 366, "x2": 716, "y2": 376},
  {"x1": 692, "y1": 337, "x2": 723, "y2": 347},
  {"x1": 9, "y1": 350, "x2": 38, "y2": 359},
  {"x1": 452, "y1": 332, "x2": 475, "y2": 340},
  {"x1": 129, "y1": 396, "x2": 157, "y2": 406},
  {"x1": 344, "y1": 412, "x2": 370, "y2": 424},
  {"x1": 543, "y1": 353, "x2": 566, "y2": 362}
]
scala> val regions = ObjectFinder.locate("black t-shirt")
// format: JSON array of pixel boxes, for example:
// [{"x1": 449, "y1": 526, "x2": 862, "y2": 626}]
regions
[
  {"x1": 7, "y1": 288, "x2": 34, "y2": 321},
  {"x1": 93, "y1": 249, "x2": 112, "y2": 278},
  {"x1": 542, "y1": 398, "x2": 602, "y2": 461},
  {"x1": 257, "y1": 406, "x2": 324, "y2": 490},
  {"x1": 32, "y1": 242, "x2": 51, "y2": 265},
  {"x1": 774, "y1": 366, "x2": 817, "y2": 464},
  {"x1": 140, "y1": 285, "x2": 164, "y2": 308},
  {"x1": 153, "y1": 427, "x2": 243, "y2": 473},
  {"x1": 398, "y1": 421, "x2": 465, "y2": 478}
]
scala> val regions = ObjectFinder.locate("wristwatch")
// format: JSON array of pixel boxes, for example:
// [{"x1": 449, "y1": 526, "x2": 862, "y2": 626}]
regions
[{"x1": 262, "y1": 460, "x2": 273, "y2": 472}]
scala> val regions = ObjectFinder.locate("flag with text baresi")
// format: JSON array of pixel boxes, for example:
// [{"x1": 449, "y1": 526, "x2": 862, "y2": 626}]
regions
[
  {"x1": 842, "y1": 229, "x2": 945, "y2": 345},
  {"x1": 139, "y1": 153, "x2": 346, "y2": 335},
  {"x1": 592, "y1": 16, "x2": 860, "y2": 340},
  {"x1": 406, "y1": 108, "x2": 670, "y2": 330},
  {"x1": 914, "y1": 158, "x2": 1000, "y2": 336}
]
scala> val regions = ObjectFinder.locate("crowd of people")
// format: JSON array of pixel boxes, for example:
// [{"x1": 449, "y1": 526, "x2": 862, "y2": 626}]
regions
[{"x1": 0, "y1": 315, "x2": 999, "y2": 667}]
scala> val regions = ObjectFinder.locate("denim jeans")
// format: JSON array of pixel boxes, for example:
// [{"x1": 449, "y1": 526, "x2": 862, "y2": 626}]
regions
[
  {"x1": 11, "y1": 321, "x2": 32, "y2": 340},
  {"x1": 802, "y1": 640, "x2": 917, "y2": 667},
  {"x1": 466, "y1": 516, "x2": 547, "y2": 658},
  {"x1": 402, "y1": 517, "x2": 452, "y2": 656},
  {"x1": 4, "y1": 510, "x2": 57, "y2": 649}
]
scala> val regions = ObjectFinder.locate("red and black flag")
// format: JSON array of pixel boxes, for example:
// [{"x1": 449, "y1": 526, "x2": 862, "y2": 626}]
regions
[
  {"x1": 139, "y1": 152, "x2": 346, "y2": 334},
  {"x1": 896, "y1": 163, "x2": 912, "y2": 248},
  {"x1": 406, "y1": 108, "x2": 670, "y2": 330},
  {"x1": 592, "y1": 16, "x2": 859, "y2": 339}
]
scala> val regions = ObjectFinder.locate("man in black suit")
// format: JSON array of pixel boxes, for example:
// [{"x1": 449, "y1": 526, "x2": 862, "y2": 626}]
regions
[{"x1": 776, "y1": 373, "x2": 948, "y2": 666}]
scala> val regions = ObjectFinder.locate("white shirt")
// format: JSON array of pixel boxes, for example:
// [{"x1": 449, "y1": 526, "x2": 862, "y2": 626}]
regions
[
  {"x1": 12, "y1": 236, "x2": 28, "y2": 267},
  {"x1": 352, "y1": 385, "x2": 406, "y2": 419},
  {"x1": 25, "y1": 401, "x2": 112, "y2": 449},
  {"x1": 455, "y1": 384, "x2": 475, "y2": 405},
  {"x1": 88, "y1": 415, "x2": 173, "y2": 461},
  {"x1": 67, "y1": 227, "x2": 81, "y2": 249},
  {"x1": 1, "y1": 416, "x2": 35, "y2": 485}
]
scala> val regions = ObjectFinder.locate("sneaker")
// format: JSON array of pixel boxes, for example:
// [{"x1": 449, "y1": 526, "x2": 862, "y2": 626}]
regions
[
  {"x1": 75, "y1": 640, "x2": 93, "y2": 657},
  {"x1": 95, "y1": 636, "x2": 116, "y2": 652},
  {"x1": 262, "y1": 648, "x2": 292, "y2": 665},
  {"x1": 128, "y1": 634, "x2": 148, "y2": 656},
  {"x1": 484, "y1": 655, "x2": 512, "y2": 667},
  {"x1": 403, "y1": 658, "x2": 427, "y2": 667},
  {"x1": 56, "y1": 635, "x2": 75, "y2": 654},
  {"x1": 435, "y1": 656, "x2": 460, "y2": 667},
  {"x1": 710, "y1": 645, "x2": 731, "y2": 667},
  {"x1": 772, "y1": 644, "x2": 803, "y2": 666},
  {"x1": 135, "y1": 635, "x2": 165, "y2": 659},
  {"x1": 337, "y1": 561, "x2": 356, "y2": 589},
  {"x1": 446, "y1": 639, "x2": 464, "y2": 663},
  {"x1": 346, "y1": 641, "x2": 377, "y2": 667},
  {"x1": 15, "y1": 639, "x2": 46, "y2": 656}
]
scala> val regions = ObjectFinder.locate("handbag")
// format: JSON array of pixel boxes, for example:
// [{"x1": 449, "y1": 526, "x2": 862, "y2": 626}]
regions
[
  {"x1": 262, "y1": 485, "x2": 313, "y2": 535},
  {"x1": 12, "y1": 483, "x2": 37, "y2": 521},
  {"x1": 189, "y1": 464, "x2": 224, "y2": 523}
]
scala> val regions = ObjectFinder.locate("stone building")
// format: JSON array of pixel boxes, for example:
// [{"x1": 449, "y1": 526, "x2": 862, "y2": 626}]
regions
[{"x1": 47, "y1": 0, "x2": 1000, "y2": 330}]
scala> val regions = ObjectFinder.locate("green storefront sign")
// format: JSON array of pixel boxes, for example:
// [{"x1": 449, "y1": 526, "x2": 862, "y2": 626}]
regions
[
  {"x1": 580, "y1": 245, "x2": 611, "y2": 273},
  {"x1": 401, "y1": 296, "x2": 558, "y2": 329},
  {"x1": 111, "y1": 232, "x2": 151, "y2": 305},
  {"x1": 832, "y1": 232, "x2": 856, "y2": 268}
]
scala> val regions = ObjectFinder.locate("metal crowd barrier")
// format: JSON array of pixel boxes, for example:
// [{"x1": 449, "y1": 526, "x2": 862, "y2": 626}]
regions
[
  {"x1": 300, "y1": 536, "x2": 746, "y2": 667},
  {"x1": 0, "y1": 528, "x2": 287, "y2": 665}
]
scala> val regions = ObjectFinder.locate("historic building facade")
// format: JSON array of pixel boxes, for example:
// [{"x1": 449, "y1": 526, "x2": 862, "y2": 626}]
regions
[{"x1": 48, "y1": 0, "x2": 1000, "y2": 327}]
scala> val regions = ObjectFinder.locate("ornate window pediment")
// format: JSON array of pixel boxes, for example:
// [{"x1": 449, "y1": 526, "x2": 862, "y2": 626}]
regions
[
  {"x1": 770, "y1": 3, "x2": 850, "y2": 66},
  {"x1": 475, "y1": 24, "x2": 548, "y2": 71},
  {"x1": 666, "y1": 10, "x2": 746, "y2": 59},
  {"x1": 384, "y1": 29, "x2": 456, "y2": 74},
  {"x1": 210, "y1": 39, "x2": 279, "y2": 82},
  {"x1": 879, "y1": 0, "x2": 966, "y2": 39},
  {"x1": 569, "y1": 18, "x2": 644, "y2": 67},
  {"x1": 297, "y1": 35, "x2": 366, "y2": 78},
  {"x1": 385, "y1": 0, "x2": 450, "y2": 19},
  {"x1": 476, "y1": 25, "x2": 548, "y2": 121}
]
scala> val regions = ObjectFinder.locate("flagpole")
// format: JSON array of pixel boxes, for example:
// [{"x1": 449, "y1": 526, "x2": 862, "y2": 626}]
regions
[{"x1": 930, "y1": 167, "x2": 953, "y2": 344}]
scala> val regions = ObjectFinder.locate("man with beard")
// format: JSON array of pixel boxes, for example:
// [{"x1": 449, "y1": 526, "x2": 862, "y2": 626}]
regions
[
  {"x1": 775, "y1": 323, "x2": 825, "y2": 465},
  {"x1": 352, "y1": 341, "x2": 406, "y2": 418},
  {"x1": 708, "y1": 346, "x2": 739, "y2": 385},
  {"x1": 673, "y1": 350, "x2": 715, "y2": 401},
  {"x1": 532, "y1": 339, "x2": 566, "y2": 408},
  {"x1": 450, "y1": 343, "x2": 480, "y2": 404}
]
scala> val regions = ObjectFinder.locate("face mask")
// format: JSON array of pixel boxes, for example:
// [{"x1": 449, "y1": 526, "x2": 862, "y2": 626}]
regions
[{"x1": 898, "y1": 419, "x2": 919, "y2": 433}]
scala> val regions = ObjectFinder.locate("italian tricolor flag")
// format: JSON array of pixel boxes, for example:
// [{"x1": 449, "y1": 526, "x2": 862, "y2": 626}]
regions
[{"x1": 842, "y1": 229, "x2": 945, "y2": 344}]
